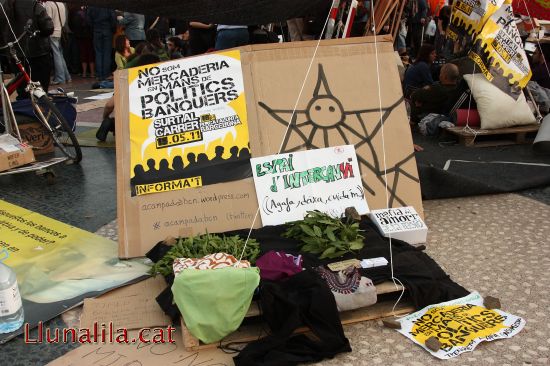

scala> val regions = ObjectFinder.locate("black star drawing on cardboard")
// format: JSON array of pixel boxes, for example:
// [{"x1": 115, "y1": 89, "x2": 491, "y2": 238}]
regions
[{"x1": 258, "y1": 64, "x2": 419, "y2": 207}]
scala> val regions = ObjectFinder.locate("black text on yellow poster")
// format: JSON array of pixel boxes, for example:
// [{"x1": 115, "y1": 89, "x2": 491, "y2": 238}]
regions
[
  {"x1": 469, "y1": 0, "x2": 532, "y2": 98},
  {"x1": 128, "y1": 50, "x2": 251, "y2": 196},
  {"x1": 448, "y1": 0, "x2": 504, "y2": 40}
]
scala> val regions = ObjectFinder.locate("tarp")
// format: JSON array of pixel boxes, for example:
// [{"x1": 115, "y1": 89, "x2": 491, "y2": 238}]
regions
[
  {"x1": 513, "y1": 0, "x2": 550, "y2": 21},
  {"x1": 61, "y1": 0, "x2": 329, "y2": 25}
]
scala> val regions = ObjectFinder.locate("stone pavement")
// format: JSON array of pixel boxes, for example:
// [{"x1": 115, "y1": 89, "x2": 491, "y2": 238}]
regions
[{"x1": 93, "y1": 193, "x2": 550, "y2": 366}]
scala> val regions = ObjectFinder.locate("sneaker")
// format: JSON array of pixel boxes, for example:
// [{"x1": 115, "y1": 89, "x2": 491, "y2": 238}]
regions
[{"x1": 51, "y1": 81, "x2": 61, "y2": 85}]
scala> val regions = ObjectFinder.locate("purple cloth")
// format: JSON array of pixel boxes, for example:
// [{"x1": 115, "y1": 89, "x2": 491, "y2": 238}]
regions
[{"x1": 256, "y1": 251, "x2": 303, "y2": 281}]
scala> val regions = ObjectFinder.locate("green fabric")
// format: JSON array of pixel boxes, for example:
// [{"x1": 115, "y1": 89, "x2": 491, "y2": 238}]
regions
[{"x1": 172, "y1": 266, "x2": 260, "y2": 344}]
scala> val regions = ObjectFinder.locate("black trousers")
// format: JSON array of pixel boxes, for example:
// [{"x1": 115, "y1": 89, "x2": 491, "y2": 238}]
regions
[{"x1": 17, "y1": 54, "x2": 51, "y2": 99}]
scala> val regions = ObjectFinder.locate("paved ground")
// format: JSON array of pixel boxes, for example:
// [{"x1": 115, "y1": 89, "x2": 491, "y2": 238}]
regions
[{"x1": 1, "y1": 76, "x2": 550, "y2": 365}]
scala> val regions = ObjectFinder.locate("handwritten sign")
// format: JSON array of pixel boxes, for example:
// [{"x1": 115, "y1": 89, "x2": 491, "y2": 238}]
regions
[
  {"x1": 369, "y1": 206, "x2": 427, "y2": 244},
  {"x1": 250, "y1": 145, "x2": 369, "y2": 226},
  {"x1": 79, "y1": 277, "x2": 171, "y2": 331},
  {"x1": 396, "y1": 292, "x2": 525, "y2": 359},
  {"x1": 47, "y1": 330, "x2": 234, "y2": 366}
]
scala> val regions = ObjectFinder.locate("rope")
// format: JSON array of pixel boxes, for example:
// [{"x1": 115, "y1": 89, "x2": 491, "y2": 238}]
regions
[
  {"x1": 236, "y1": 8, "x2": 333, "y2": 264},
  {"x1": 370, "y1": 0, "x2": 406, "y2": 317}
]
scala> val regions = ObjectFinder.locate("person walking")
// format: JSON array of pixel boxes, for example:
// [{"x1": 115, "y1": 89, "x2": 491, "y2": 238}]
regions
[
  {"x1": 44, "y1": 1, "x2": 71, "y2": 85},
  {"x1": 87, "y1": 6, "x2": 116, "y2": 81}
]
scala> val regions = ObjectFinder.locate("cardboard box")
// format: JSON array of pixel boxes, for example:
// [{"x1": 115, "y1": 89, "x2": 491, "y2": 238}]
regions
[
  {"x1": 115, "y1": 36, "x2": 424, "y2": 258},
  {"x1": 18, "y1": 121, "x2": 54, "y2": 155},
  {"x1": 369, "y1": 206, "x2": 428, "y2": 245},
  {"x1": 0, "y1": 134, "x2": 35, "y2": 172}
]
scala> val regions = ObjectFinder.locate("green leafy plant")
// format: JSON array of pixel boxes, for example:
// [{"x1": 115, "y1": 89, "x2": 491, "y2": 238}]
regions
[
  {"x1": 283, "y1": 210, "x2": 365, "y2": 259},
  {"x1": 149, "y1": 233, "x2": 260, "y2": 276}
]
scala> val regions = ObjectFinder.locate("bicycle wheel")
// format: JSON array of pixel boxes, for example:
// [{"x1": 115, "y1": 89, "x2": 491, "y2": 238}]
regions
[{"x1": 32, "y1": 95, "x2": 82, "y2": 163}]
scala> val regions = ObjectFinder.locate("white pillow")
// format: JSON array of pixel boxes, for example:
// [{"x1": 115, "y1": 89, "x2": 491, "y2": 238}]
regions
[{"x1": 463, "y1": 73, "x2": 536, "y2": 129}]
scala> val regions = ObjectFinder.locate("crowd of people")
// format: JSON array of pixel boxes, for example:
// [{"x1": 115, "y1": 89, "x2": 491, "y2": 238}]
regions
[{"x1": 2, "y1": 0, "x2": 548, "y2": 141}]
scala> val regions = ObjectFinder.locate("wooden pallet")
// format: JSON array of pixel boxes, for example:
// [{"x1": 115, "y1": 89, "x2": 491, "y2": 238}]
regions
[
  {"x1": 445, "y1": 124, "x2": 540, "y2": 147},
  {"x1": 180, "y1": 281, "x2": 415, "y2": 351}
]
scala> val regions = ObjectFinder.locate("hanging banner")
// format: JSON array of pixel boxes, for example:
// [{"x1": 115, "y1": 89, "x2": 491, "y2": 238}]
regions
[
  {"x1": 396, "y1": 292, "x2": 525, "y2": 359},
  {"x1": 469, "y1": 0, "x2": 532, "y2": 98},
  {"x1": 128, "y1": 50, "x2": 250, "y2": 197},
  {"x1": 448, "y1": 0, "x2": 505, "y2": 40},
  {"x1": 250, "y1": 145, "x2": 369, "y2": 226}
]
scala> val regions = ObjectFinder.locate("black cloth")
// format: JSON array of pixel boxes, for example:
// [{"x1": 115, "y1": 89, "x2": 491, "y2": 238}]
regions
[
  {"x1": 234, "y1": 270, "x2": 351, "y2": 366},
  {"x1": 228, "y1": 217, "x2": 469, "y2": 309},
  {"x1": 0, "y1": 0, "x2": 54, "y2": 58},
  {"x1": 17, "y1": 53, "x2": 51, "y2": 98},
  {"x1": 188, "y1": 26, "x2": 215, "y2": 55}
]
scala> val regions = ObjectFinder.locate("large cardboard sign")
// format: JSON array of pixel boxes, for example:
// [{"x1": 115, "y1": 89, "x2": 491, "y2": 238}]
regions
[
  {"x1": 116, "y1": 37, "x2": 423, "y2": 257},
  {"x1": 396, "y1": 292, "x2": 525, "y2": 359},
  {"x1": 128, "y1": 50, "x2": 250, "y2": 196},
  {"x1": 251, "y1": 145, "x2": 369, "y2": 226}
]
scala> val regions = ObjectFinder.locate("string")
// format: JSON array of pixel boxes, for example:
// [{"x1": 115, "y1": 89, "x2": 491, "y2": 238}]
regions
[
  {"x1": 236, "y1": 8, "x2": 332, "y2": 264},
  {"x1": 462, "y1": 63, "x2": 482, "y2": 141},
  {"x1": 370, "y1": 0, "x2": 406, "y2": 317},
  {"x1": 0, "y1": 2, "x2": 32, "y2": 80}
]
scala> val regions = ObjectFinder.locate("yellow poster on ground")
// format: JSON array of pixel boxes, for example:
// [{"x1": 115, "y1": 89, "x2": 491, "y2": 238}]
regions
[
  {"x1": 396, "y1": 292, "x2": 525, "y2": 359},
  {"x1": 0, "y1": 199, "x2": 149, "y2": 343},
  {"x1": 0, "y1": 200, "x2": 149, "y2": 302},
  {"x1": 469, "y1": 0, "x2": 532, "y2": 98},
  {"x1": 127, "y1": 50, "x2": 251, "y2": 197}
]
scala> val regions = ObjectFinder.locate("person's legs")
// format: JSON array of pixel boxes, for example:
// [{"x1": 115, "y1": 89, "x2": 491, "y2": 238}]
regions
[
  {"x1": 215, "y1": 29, "x2": 249, "y2": 50},
  {"x1": 93, "y1": 32, "x2": 104, "y2": 80},
  {"x1": 50, "y1": 37, "x2": 66, "y2": 83},
  {"x1": 101, "y1": 32, "x2": 113, "y2": 80},
  {"x1": 29, "y1": 54, "x2": 52, "y2": 92}
]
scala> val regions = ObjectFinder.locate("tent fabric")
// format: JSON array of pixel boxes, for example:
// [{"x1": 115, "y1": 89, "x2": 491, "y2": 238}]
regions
[
  {"x1": 61, "y1": 0, "x2": 329, "y2": 25},
  {"x1": 513, "y1": 0, "x2": 550, "y2": 21}
]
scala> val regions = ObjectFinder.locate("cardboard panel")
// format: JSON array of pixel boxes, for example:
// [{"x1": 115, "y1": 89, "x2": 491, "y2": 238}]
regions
[{"x1": 116, "y1": 36, "x2": 423, "y2": 258}]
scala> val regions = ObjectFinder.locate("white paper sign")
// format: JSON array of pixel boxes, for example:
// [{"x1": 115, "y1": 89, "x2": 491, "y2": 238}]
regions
[
  {"x1": 369, "y1": 206, "x2": 427, "y2": 244},
  {"x1": 396, "y1": 292, "x2": 525, "y2": 359},
  {"x1": 250, "y1": 145, "x2": 369, "y2": 226}
]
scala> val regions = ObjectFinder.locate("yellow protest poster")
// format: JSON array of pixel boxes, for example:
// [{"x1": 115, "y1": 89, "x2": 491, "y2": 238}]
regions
[
  {"x1": 0, "y1": 200, "x2": 149, "y2": 300},
  {"x1": 448, "y1": 0, "x2": 504, "y2": 40},
  {"x1": 127, "y1": 50, "x2": 250, "y2": 197},
  {"x1": 469, "y1": 0, "x2": 532, "y2": 97},
  {"x1": 397, "y1": 292, "x2": 525, "y2": 359}
]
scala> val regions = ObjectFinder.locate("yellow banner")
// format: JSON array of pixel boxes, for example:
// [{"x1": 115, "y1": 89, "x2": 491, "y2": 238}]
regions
[
  {"x1": 0, "y1": 200, "x2": 149, "y2": 303},
  {"x1": 469, "y1": 0, "x2": 532, "y2": 95},
  {"x1": 449, "y1": 0, "x2": 505, "y2": 37},
  {"x1": 135, "y1": 176, "x2": 202, "y2": 196}
]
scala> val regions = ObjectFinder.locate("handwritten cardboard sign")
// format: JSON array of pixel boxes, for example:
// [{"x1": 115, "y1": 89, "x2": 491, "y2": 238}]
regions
[
  {"x1": 47, "y1": 330, "x2": 234, "y2": 366},
  {"x1": 80, "y1": 277, "x2": 171, "y2": 331},
  {"x1": 251, "y1": 145, "x2": 369, "y2": 225}
]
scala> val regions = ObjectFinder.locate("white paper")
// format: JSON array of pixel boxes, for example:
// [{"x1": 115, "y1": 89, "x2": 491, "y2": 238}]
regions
[
  {"x1": 250, "y1": 145, "x2": 369, "y2": 226},
  {"x1": 84, "y1": 92, "x2": 114, "y2": 100}
]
